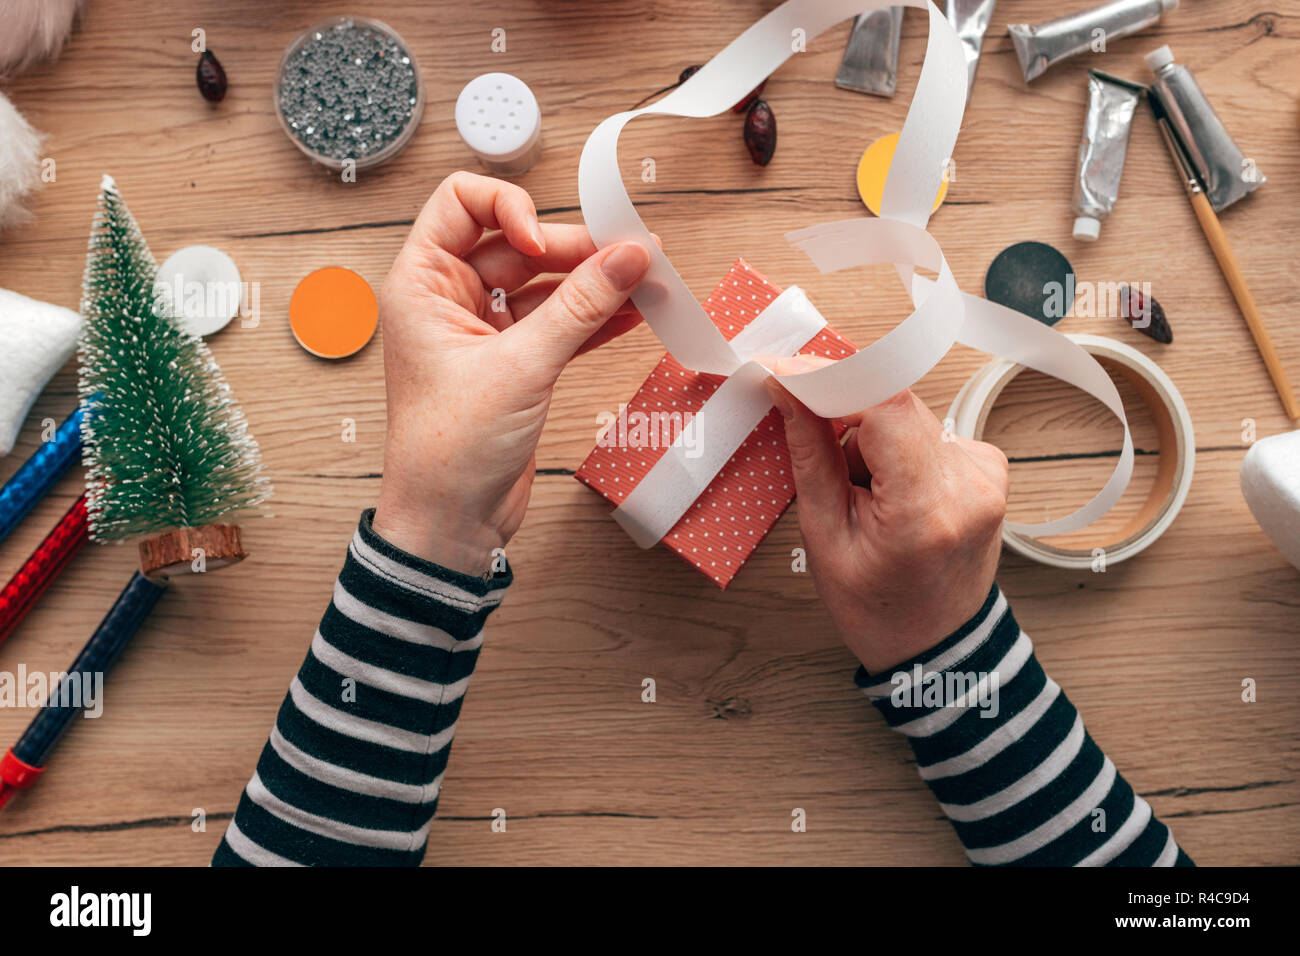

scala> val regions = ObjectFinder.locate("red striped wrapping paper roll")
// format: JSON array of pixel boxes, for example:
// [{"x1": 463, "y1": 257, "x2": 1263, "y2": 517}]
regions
[{"x1": 0, "y1": 496, "x2": 90, "y2": 646}]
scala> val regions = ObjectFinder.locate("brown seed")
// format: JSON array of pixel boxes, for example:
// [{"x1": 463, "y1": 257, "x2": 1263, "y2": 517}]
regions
[
  {"x1": 196, "y1": 50, "x2": 227, "y2": 103},
  {"x1": 744, "y1": 99, "x2": 776, "y2": 166},
  {"x1": 679, "y1": 64, "x2": 702, "y2": 84},
  {"x1": 1119, "y1": 285, "x2": 1172, "y2": 344}
]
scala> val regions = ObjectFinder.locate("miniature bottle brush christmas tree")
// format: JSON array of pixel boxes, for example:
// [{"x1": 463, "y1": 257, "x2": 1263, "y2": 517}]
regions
[{"x1": 79, "y1": 174, "x2": 269, "y2": 573}]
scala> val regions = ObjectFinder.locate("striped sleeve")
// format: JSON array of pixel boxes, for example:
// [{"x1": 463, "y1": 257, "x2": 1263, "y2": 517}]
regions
[
  {"x1": 212, "y1": 508, "x2": 511, "y2": 867},
  {"x1": 856, "y1": 584, "x2": 1194, "y2": 867}
]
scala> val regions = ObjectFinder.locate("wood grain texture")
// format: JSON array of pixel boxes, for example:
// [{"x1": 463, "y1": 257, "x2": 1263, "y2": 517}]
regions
[
  {"x1": 1, "y1": 0, "x2": 1297, "y2": 866},
  {"x1": 1187, "y1": 188, "x2": 1300, "y2": 420}
]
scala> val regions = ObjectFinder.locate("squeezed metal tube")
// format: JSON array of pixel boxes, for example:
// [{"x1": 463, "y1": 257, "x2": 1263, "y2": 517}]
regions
[
  {"x1": 1009, "y1": 0, "x2": 1178, "y2": 83},
  {"x1": 1145, "y1": 44, "x2": 1265, "y2": 212},
  {"x1": 1072, "y1": 70, "x2": 1144, "y2": 242},
  {"x1": 836, "y1": 7, "x2": 905, "y2": 97},
  {"x1": 946, "y1": 1, "x2": 996, "y2": 107}
]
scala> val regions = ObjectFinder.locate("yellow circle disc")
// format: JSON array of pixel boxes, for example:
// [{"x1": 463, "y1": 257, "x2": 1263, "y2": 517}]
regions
[{"x1": 856, "y1": 132, "x2": 950, "y2": 216}]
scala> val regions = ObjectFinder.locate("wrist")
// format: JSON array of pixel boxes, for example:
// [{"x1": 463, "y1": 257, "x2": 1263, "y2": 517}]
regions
[
  {"x1": 372, "y1": 498, "x2": 505, "y2": 577},
  {"x1": 852, "y1": 629, "x2": 951, "y2": 677},
  {"x1": 852, "y1": 582, "x2": 1001, "y2": 678}
]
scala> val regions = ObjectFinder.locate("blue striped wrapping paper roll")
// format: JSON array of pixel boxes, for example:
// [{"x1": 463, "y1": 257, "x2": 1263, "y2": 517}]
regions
[
  {"x1": 0, "y1": 403, "x2": 87, "y2": 546},
  {"x1": 10, "y1": 572, "x2": 168, "y2": 769}
]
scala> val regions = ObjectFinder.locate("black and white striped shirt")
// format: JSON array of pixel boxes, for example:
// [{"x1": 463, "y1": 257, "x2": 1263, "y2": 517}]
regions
[
  {"x1": 213, "y1": 510, "x2": 509, "y2": 866},
  {"x1": 213, "y1": 511, "x2": 1190, "y2": 866},
  {"x1": 857, "y1": 585, "x2": 1192, "y2": 866}
]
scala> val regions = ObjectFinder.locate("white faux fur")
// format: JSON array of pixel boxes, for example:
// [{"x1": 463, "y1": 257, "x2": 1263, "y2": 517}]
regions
[
  {"x1": 0, "y1": 288, "x2": 84, "y2": 457},
  {"x1": 0, "y1": 0, "x2": 86, "y2": 77},
  {"x1": 0, "y1": 90, "x2": 44, "y2": 230}
]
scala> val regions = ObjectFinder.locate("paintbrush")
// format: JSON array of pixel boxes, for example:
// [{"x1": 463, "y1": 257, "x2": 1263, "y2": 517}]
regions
[{"x1": 1149, "y1": 90, "x2": 1299, "y2": 422}]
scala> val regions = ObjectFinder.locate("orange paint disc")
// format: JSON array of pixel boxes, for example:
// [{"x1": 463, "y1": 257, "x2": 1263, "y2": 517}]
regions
[{"x1": 289, "y1": 266, "x2": 378, "y2": 359}]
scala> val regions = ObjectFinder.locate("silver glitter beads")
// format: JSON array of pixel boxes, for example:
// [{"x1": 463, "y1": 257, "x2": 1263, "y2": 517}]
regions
[{"x1": 274, "y1": 16, "x2": 425, "y2": 171}]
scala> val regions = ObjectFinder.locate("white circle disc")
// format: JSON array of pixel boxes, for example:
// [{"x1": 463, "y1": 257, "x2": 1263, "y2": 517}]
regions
[{"x1": 155, "y1": 245, "x2": 243, "y2": 337}]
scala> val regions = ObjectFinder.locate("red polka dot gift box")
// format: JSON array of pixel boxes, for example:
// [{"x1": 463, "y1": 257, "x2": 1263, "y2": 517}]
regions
[{"x1": 575, "y1": 258, "x2": 857, "y2": 588}]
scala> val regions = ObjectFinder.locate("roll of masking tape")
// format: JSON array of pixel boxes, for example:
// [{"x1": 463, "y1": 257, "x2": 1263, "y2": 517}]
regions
[{"x1": 948, "y1": 333, "x2": 1194, "y2": 569}]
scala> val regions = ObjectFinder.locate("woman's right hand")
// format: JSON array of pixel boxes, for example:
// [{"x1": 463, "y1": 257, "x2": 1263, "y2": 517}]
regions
[{"x1": 765, "y1": 357, "x2": 1010, "y2": 674}]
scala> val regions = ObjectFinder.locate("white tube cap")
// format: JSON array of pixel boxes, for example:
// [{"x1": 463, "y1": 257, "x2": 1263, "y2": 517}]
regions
[
  {"x1": 1145, "y1": 44, "x2": 1175, "y2": 72},
  {"x1": 455, "y1": 73, "x2": 541, "y2": 166},
  {"x1": 1073, "y1": 216, "x2": 1101, "y2": 242}
]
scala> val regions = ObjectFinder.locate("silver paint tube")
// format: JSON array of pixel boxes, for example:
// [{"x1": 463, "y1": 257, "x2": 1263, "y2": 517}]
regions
[
  {"x1": 1072, "y1": 70, "x2": 1144, "y2": 242},
  {"x1": 1009, "y1": 0, "x2": 1178, "y2": 84},
  {"x1": 946, "y1": 0, "x2": 996, "y2": 107},
  {"x1": 835, "y1": 7, "x2": 904, "y2": 97},
  {"x1": 1146, "y1": 44, "x2": 1264, "y2": 212}
]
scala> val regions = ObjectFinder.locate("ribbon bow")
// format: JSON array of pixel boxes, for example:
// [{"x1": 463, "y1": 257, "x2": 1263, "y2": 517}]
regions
[{"x1": 579, "y1": 0, "x2": 1134, "y2": 549}]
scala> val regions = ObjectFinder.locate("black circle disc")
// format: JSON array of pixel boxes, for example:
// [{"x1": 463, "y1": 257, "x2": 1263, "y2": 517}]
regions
[{"x1": 984, "y1": 241, "x2": 1075, "y2": 326}]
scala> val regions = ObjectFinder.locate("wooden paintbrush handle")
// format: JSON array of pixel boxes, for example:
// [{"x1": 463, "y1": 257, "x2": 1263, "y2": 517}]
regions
[{"x1": 1190, "y1": 191, "x2": 1300, "y2": 422}]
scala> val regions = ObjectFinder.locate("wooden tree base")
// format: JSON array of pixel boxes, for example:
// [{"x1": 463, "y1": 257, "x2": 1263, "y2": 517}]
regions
[{"x1": 138, "y1": 525, "x2": 246, "y2": 580}]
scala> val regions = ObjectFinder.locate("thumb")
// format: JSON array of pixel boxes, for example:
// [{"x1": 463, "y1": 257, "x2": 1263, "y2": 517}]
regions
[
  {"x1": 765, "y1": 377, "x2": 852, "y2": 540},
  {"x1": 510, "y1": 241, "x2": 651, "y2": 375},
  {"x1": 846, "y1": 391, "x2": 947, "y2": 505}
]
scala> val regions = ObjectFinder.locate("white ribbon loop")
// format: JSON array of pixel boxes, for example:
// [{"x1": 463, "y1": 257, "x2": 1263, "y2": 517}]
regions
[
  {"x1": 781, "y1": 217, "x2": 964, "y2": 418},
  {"x1": 579, "y1": 0, "x2": 1135, "y2": 548}
]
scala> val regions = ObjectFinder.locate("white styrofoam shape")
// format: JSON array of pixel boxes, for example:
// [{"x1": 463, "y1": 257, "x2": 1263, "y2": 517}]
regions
[{"x1": 1241, "y1": 428, "x2": 1300, "y2": 570}]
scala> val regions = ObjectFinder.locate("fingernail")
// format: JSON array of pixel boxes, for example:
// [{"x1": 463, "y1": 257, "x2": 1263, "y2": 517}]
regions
[
  {"x1": 765, "y1": 380, "x2": 795, "y2": 421},
  {"x1": 529, "y1": 223, "x2": 546, "y2": 253},
  {"x1": 600, "y1": 242, "x2": 651, "y2": 291}
]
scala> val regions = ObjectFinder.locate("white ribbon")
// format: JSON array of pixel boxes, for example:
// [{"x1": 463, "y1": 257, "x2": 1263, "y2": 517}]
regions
[
  {"x1": 579, "y1": 0, "x2": 1134, "y2": 547},
  {"x1": 611, "y1": 286, "x2": 827, "y2": 548}
]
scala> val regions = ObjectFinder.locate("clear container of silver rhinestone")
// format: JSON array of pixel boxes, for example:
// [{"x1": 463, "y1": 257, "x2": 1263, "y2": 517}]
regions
[{"x1": 275, "y1": 16, "x2": 425, "y2": 170}]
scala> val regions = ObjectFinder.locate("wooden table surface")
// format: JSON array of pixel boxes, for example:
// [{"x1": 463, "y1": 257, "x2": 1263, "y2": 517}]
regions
[{"x1": 1, "y1": 0, "x2": 1297, "y2": 866}]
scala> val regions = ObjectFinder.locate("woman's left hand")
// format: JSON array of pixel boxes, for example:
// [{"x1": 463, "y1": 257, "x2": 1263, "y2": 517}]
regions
[{"x1": 373, "y1": 172, "x2": 652, "y2": 574}]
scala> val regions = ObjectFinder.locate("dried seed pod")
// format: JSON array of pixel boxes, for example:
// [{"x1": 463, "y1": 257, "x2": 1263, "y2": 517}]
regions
[
  {"x1": 731, "y1": 79, "x2": 767, "y2": 113},
  {"x1": 744, "y1": 99, "x2": 776, "y2": 166},
  {"x1": 196, "y1": 50, "x2": 228, "y2": 103},
  {"x1": 1119, "y1": 285, "x2": 1172, "y2": 344}
]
